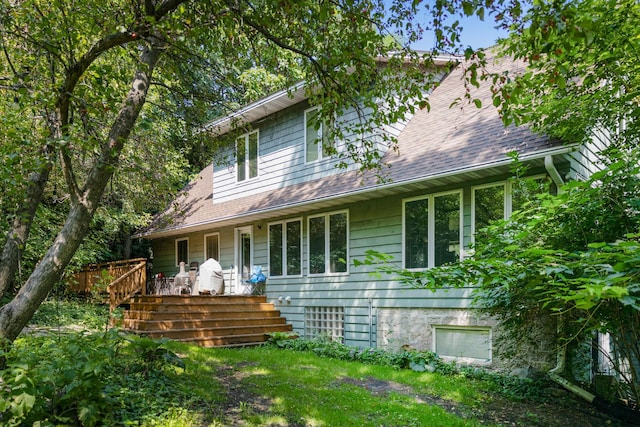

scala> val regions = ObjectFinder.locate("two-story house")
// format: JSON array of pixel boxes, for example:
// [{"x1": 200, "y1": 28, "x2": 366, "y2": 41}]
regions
[{"x1": 137, "y1": 54, "x2": 602, "y2": 366}]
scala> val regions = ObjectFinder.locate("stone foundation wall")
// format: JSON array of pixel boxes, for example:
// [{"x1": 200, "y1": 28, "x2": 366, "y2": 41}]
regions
[{"x1": 376, "y1": 307, "x2": 556, "y2": 370}]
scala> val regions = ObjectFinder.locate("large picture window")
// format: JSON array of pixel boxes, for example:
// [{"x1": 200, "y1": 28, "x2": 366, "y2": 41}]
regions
[
  {"x1": 268, "y1": 219, "x2": 302, "y2": 277},
  {"x1": 404, "y1": 191, "x2": 462, "y2": 269},
  {"x1": 305, "y1": 107, "x2": 333, "y2": 163},
  {"x1": 236, "y1": 130, "x2": 259, "y2": 181},
  {"x1": 308, "y1": 211, "x2": 348, "y2": 275}
]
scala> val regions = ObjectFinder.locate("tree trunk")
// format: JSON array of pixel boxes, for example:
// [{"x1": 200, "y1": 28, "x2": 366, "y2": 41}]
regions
[
  {"x1": 0, "y1": 162, "x2": 52, "y2": 300},
  {"x1": 0, "y1": 40, "x2": 163, "y2": 345}
]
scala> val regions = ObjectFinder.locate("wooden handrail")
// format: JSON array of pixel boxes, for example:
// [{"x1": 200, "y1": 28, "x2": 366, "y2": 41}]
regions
[
  {"x1": 69, "y1": 257, "x2": 148, "y2": 294},
  {"x1": 107, "y1": 260, "x2": 147, "y2": 311}
]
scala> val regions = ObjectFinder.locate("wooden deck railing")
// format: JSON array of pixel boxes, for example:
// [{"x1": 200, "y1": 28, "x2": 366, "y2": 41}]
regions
[
  {"x1": 69, "y1": 258, "x2": 147, "y2": 311},
  {"x1": 106, "y1": 261, "x2": 147, "y2": 311},
  {"x1": 70, "y1": 258, "x2": 147, "y2": 293}
]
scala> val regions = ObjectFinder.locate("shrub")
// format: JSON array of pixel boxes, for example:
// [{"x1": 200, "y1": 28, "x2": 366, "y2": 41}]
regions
[{"x1": 0, "y1": 330, "x2": 187, "y2": 426}]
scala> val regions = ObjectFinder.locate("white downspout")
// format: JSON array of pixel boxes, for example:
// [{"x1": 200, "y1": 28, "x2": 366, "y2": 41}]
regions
[
  {"x1": 547, "y1": 318, "x2": 597, "y2": 404},
  {"x1": 544, "y1": 155, "x2": 565, "y2": 190}
]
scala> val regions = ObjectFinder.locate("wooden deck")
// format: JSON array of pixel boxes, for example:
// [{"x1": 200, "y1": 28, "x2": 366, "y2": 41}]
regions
[{"x1": 121, "y1": 294, "x2": 292, "y2": 347}]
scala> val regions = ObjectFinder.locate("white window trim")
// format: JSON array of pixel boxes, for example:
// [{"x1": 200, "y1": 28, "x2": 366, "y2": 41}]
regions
[
  {"x1": 236, "y1": 130, "x2": 259, "y2": 182},
  {"x1": 470, "y1": 175, "x2": 550, "y2": 239},
  {"x1": 203, "y1": 232, "x2": 220, "y2": 261},
  {"x1": 175, "y1": 237, "x2": 189, "y2": 267},
  {"x1": 307, "y1": 210, "x2": 349, "y2": 277},
  {"x1": 234, "y1": 226, "x2": 253, "y2": 294},
  {"x1": 433, "y1": 325, "x2": 492, "y2": 364},
  {"x1": 304, "y1": 106, "x2": 329, "y2": 163},
  {"x1": 268, "y1": 218, "x2": 303, "y2": 278},
  {"x1": 402, "y1": 190, "x2": 464, "y2": 270},
  {"x1": 471, "y1": 182, "x2": 508, "y2": 240}
]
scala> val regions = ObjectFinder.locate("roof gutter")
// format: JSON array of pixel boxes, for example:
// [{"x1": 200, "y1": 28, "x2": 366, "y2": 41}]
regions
[{"x1": 136, "y1": 144, "x2": 576, "y2": 239}]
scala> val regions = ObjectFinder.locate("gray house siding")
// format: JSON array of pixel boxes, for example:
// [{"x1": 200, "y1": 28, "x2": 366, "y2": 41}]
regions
[
  {"x1": 150, "y1": 168, "x2": 566, "y2": 349},
  {"x1": 212, "y1": 101, "x2": 384, "y2": 205},
  {"x1": 141, "y1": 57, "x2": 604, "y2": 367}
]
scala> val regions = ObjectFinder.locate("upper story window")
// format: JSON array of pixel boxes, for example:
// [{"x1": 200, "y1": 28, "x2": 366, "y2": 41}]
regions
[
  {"x1": 268, "y1": 219, "x2": 302, "y2": 277},
  {"x1": 308, "y1": 210, "x2": 348, "y2": 275},
  {"x1": 175, "y1": 238, "x2": 189, "y2": 267},
  {"x1": 403, "y1": 191, "x2": 462, "y2": 269},
  {"x1": 305, "y1": 107, "x2": 333, "y2": 163},
  {"x1": 236, "y1": 130, "x2": 259, "y2": 182}
]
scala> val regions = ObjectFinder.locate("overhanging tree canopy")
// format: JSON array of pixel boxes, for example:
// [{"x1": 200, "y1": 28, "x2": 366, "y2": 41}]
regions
[{"x1": 0, "y1": 0, "x2": 524, "y2": 347}]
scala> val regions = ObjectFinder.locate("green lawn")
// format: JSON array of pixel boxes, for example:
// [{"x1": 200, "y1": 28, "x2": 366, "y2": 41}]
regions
[
  {"x1": 1, "y1": 299, "x2": 614, "y2": 426},
  {"x1": 170, "y1": 343, "x2": 489, "y2": 426}
]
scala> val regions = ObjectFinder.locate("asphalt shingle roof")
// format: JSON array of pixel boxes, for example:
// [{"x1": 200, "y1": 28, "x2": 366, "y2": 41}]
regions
[{"x1": 141, "y1": 55, "x2": 560, "y2": 238}]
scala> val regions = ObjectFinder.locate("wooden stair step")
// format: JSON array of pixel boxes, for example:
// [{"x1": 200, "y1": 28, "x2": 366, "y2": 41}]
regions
[
  {"x1": 128, "y1": 302, "x2": 276, "y2": 312},
  {"x1": 131, "y1": 295, "x2": 267, "y2": 304},
  {"x1": 122, "y1": 294, "x2": 292, "y2": 348},
  {"x1": 123, "y1": 316, "x2": 287, "y2": 331},
  {"x1": 136, "y1": 324, "x2": 292, "y2": 340},
  {"x1": 124, "y1": 309, "x2": 283, "y2": 321},
  {"x1": 174, "y1": 332, "x2": 274, "y2": 348}
]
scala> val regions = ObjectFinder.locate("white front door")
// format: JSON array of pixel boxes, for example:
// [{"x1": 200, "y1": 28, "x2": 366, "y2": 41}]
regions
[{"x1": 234, "y1": 226, "x2": 253, "y2": 294}]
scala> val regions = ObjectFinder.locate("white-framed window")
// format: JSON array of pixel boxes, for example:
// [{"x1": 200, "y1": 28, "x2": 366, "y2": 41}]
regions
[
  {"x1": 268, "y1": 218, "x2": 302, "y2": 277},
  {"x1": 304, "y1": 107, "x2": 333, "y2": 163},
  {"x1": 305, "y1": 306, "x2": 344, "y2": 342},
  {"x1": 175, "y1": 238, "x2": 189, "y2": 267},
  {"x1": 204, "y1": 233, "x2": 220, "y2": 261},
  {"x1": 236, "y1": 130, "x2": 259, "y2": 182},
  {"x1": 308, "y1": 210, "x2": 348, "y2": 275},
  {"x1": 235, "y1": 226, "x2": 253, "y2": 285},
  {"x1": 434, "y1": 326, "x2": 492, "y2": 363},
  {"x1": 403, "y1": 191, "x2": 463, "y2": 269},
  {"x1": 471, "y1": 183, "x2": 507, "y2": 239},
  {"x1": 471, "y1": 176, "x2": 551, "y2": 240}
]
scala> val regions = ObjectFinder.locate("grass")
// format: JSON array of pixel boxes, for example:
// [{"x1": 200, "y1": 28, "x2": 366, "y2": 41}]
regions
[
  {"x1": 168, "y1": 342, "x2": 489, "y2": 426},
  {"x1": 4, "y1": 298, "x2": 580, "y2": 426},
  {"x1": 28, "y1": 296, "x2": 111, "y2": 331}
]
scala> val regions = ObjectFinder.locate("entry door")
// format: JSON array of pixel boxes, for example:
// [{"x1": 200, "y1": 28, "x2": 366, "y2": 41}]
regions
[{"x1": 235, "y1": 226, "x2": 253, "y2": 294}]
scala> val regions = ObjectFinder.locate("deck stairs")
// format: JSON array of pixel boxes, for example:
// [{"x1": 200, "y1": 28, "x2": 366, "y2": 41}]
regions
[{"x1": 122, "y1": 294, "x2": 292, "y2": 347}]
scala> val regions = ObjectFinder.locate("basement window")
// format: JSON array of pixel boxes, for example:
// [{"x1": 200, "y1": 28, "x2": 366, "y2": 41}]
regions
[
  {"x1": 434, "y1": 326, "x2": 491, "y2": 363},
  {"x1": 305, "y1": 306, "x2": 344, "y2": 342}
]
